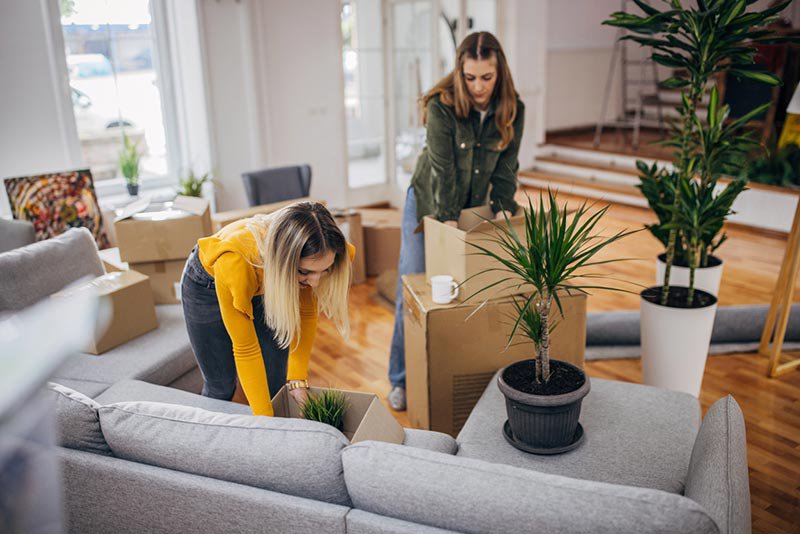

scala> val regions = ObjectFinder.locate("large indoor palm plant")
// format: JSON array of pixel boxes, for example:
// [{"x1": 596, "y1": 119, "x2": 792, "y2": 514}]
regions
[
  {"x1": 604, "y1": 0, "x2": 794, "y2": 396},
  {"x1": 470, "y1": 191, "x2": 636, "y2": 453}
]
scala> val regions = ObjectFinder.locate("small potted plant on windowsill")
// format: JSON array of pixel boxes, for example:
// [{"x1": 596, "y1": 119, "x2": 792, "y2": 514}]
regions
[
  {"x1": 178, "y1": 170, "x2": 212, "y2": 198},
  {"x1": 470, "y1": 191, "x2": 637, "y2": 454},
  {"x1": 119, "y1": 133, "x2": 141, "y2": 197}
]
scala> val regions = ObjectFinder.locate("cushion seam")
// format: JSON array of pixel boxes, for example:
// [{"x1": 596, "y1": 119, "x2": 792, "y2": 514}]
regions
[
  {"x1": 725, "y1": 397, "x2": 733, "y2": 534},
  {"x1": 100, "y1": 404, "x2": 349, "y2": 446},
  {"x1": 344, "y1": 445, "x2": 716, "y2": 524}
]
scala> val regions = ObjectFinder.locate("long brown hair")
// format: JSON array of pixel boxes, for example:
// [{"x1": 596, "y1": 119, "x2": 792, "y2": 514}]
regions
[{"x1": 421, "y1": 31, "x2": 518, "y2": 149}]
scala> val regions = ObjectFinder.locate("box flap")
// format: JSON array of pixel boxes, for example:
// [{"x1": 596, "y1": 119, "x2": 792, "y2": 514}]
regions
[
  {"x1": 350, "y1": 398, "x2": 405, "y2": 444},
  {"x1": 173, "y1": 195, "x2": 210, "y2": 216},
  {"x1": 458, "y1": 206, "x2": 525, "y2": 233},
  {"x1": 114, "y1": 198, "x2": 151, "y2": 222}
]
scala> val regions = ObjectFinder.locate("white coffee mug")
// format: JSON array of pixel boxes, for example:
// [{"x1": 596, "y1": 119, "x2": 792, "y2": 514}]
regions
[{"x1": 431, "y1": 275, "x2": 459, "y2": 304}]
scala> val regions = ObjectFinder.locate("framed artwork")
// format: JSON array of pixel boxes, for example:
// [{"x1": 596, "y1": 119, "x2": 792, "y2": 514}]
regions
[{"x1": 4, "y1": 169, "x2": 110, "y2": 248}]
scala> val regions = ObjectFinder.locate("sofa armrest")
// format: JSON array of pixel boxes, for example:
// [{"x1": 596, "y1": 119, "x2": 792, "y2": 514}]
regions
[
  {"x1": 685, "y1": 395, "x2": 751, "y2": 534},
  {"x1": 402, "y1": 428, "x2": 458, "y2": 455}
]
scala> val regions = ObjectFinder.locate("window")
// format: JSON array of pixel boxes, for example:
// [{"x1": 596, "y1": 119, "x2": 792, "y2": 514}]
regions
[
  {"x1": 342, "y1": 0, "x2": 388, "y2": 189},
  {"x1": 59, "y1": 0, "x2": 175, "y2": 184}
]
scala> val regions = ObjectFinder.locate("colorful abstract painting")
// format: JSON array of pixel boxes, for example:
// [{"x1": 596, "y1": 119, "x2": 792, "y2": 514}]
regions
[{"x1": 4, "y1": 169, "x2": 110, "y2": 248}]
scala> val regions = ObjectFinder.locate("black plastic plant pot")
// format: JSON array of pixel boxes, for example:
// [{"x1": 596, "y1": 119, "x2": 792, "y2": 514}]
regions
[
  {"x1": 126, "y1": 183, "x2": 139, "y2": 197},
  {"x1": 498, "y1": 359, "x2": 590, "y2": 454}
]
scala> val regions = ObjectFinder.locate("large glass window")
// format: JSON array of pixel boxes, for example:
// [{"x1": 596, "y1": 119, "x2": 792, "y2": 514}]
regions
[
  {"x1": 342, "y1": 0, "x2": 387, "y2": 189},
  {"x1": 60, "y1": 0, "x2": 172, "y2": 181}
]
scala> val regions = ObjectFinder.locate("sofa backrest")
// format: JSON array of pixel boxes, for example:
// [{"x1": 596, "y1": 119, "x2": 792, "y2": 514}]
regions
[
  {"x1": 685, "y1": 395, "x2": 750, "y2": 534},
  {"x1": 0, "y1": 227, "x2": 104, "y2": 311},
  {"x1": 342, "y1": 441, "x2": 720, "y2": 534},
  {"x1": 98, "y1": 401, "x2": 353, "y2": 506}
]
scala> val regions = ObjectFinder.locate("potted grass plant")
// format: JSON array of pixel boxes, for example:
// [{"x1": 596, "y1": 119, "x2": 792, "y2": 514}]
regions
[
  {"x1": 605, "y1": 0, "x2": 794, "y2": 396},
  {"x1": 470, "y1": 191, "x2": 636, "y2": 454},
  {"x1": 119, "y1": 132, "x2": 141, "y2": 196},
  {"x1": 301, "y1": 388, "x2": 348, "y2": 432}
]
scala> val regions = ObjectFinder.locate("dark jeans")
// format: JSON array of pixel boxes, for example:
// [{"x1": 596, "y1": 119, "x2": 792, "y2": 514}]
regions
[{"x1": 181, "y1": 248, "x2": 289, "y2": 402}]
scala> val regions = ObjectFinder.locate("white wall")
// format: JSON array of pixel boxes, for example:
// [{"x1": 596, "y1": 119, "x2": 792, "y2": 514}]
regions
[
  {"x1": 0, "y1": 0, "x2": 81, "y2": 187},
  {"x1": 198, "y1": 0, "x2": 348, "y2": 212}
]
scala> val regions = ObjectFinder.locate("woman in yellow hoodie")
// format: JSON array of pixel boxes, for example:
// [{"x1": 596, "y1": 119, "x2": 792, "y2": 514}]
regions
[{"x1": 180, "y1": 201, "x2": 354, "y2": 416}]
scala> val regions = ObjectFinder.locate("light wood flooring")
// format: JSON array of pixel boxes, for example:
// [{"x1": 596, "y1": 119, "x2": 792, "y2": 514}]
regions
[{"x1": 303, "y1": 185, "x2": 800, "y2": 533}]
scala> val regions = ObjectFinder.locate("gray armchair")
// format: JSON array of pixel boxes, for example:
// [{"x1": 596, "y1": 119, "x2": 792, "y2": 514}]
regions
[{"x1": 241, "y1": 164, "x2": 312, "y2": 207}]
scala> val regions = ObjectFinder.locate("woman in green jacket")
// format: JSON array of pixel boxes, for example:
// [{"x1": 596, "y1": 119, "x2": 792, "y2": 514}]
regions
[{"x1": 388, "y1": 31, "x2": 525, "y2": 410}]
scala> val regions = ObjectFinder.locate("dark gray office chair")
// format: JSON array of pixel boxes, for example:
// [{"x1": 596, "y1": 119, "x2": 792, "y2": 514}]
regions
[{"x1": 241, "y1": 164, "x2": 312, "y2": 207}]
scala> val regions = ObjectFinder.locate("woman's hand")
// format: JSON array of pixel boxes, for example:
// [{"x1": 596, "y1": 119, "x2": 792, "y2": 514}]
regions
[
  {"x1": 288, "y1": 385, "x2": 309, "y2": 407},
  {"x1": 495, "y1": 210, "x2": 513, "y2": 221},
  {"x1": 444, "y1": 220, "x2": 458, "y2": 228}
]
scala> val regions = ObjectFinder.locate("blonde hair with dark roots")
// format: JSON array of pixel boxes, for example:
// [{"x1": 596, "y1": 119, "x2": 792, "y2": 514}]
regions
[
  {"x1": 421, "y1": 31, "x2": 518, "y2": 149},
  {"x1": 245, "y1": 202, "x2": 351, "y2": 349}
]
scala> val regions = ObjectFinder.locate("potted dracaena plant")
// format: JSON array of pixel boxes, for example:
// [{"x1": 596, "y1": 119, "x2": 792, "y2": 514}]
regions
[
  {"x1": 469, "y1": 191, "x2": 637, "y2": 454},
  {"x1": 178, "y1": 170, "x2": 212, "y2": 198},
  {"x1": 119, "y1": 132, "x2": 141, "y2": 197},
  {"x1": 605, "y1": 0, "x2": 795, "y2": 396}
]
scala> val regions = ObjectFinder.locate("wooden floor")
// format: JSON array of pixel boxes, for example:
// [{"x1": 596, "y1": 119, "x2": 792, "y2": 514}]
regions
[{"x1": 303, "y1": 185, "x2": 800, "y2": 533}]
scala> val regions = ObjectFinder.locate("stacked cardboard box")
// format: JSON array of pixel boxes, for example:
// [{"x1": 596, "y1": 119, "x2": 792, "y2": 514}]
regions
[
  {"x1": 331, "y1": 209, "x2": 366, "y2": 284},
  {"x1": 403, "y1": 273, "x2": 587, "y2": 437},
  {"x1": 52, "y1": 270, "x2": 158, "y2": 354},
  {"x1": 272, "y1": 386, "x2": 405, "y2": 444},
  {"x1": 114, "y1": 196, "x2": 212, "y2": 304},
  {"x1": 359, "y1": 208, "x2": 402, "y2": 277}
]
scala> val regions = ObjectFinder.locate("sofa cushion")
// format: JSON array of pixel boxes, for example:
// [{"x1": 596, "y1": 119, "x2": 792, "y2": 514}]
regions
[
  {"x1": 45, "y1": 382, "x2": 112, "y2": 455},
  {"x1": 98, "y1": 401, "x2": 352, "y2": 506},
  {"x1": 402, "y1": 429, "x2": 458, "y2": 455},
  {"x1": 346, "y1": 509, "x2": 455, "y2": 534},
  {"x1": 685, "y1": 396, "x2": 750, "y2": 534},
  {"x1": 456, "y1": 376, "x2": 699, "y2": 494},
  {"x1": 0, "y1": 227, "x2": 104, "y2": 311},
  {"x1": 49, "y1": 378, "x2": 110, "y2": 398},
  {"x1": 342, "y1": 441, "x2": 718, "y2": 534},
  {"x1": 0, "y1": 218, "x2": 35, "y2": 254},
  {"x1": 53, "y1": 305, "x2": 196, "y2": 387},
  {"x1": 96, "y1": 379, "x2": 251, "y2": 414}
]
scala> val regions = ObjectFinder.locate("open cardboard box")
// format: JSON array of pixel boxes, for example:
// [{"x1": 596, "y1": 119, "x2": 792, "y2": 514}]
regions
[
  {"x1": 129, "y1": 259, "x2": 185, "y2": 304},
  {"x1": 424, "y1": 205, "x2": 530, "y2": 301},
  {"x1": 359, "y1": 208, "x2": 402, "y2": 277},
  {"x1": 51, "y1": 270, "x2": 158, "y2": 355},
  {"x1": 272, "y1": 385, "x2": 405, "y2": 444},
  {"x1": 114, "y1": 196, "x2": 212, "y2": 263}
]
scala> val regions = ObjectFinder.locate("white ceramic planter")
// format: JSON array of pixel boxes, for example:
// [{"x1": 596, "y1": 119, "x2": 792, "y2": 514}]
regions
[
  {"x1": 640, "y1": 287, "x2": 718, "y2": 397},
  {"x1": 655, "y1": 254, "x2": 724, "y2": 297}
]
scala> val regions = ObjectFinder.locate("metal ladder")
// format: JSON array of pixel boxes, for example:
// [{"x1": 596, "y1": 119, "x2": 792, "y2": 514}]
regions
[{"x1": 593, "y1": 0, "x2": 665, "y2": 150}]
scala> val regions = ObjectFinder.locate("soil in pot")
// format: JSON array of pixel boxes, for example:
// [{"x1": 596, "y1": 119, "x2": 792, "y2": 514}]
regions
[
  {"x1": 641, "y1": 286, "x2": 717, "y2": 309},
  {"x1": 503, "y1": 360, "x2": 585, "y2": 396},
  {"x1": 657, "y1": 253, "x2": 722, "y2": 269}
]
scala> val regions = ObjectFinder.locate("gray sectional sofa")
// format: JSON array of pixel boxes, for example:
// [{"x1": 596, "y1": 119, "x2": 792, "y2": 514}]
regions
[{"x1": 2, "y1": 227, "x2": 752, "y2": 533}]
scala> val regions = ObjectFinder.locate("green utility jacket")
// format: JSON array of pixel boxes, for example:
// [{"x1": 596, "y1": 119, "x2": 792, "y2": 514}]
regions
[{"x1": 411, "y1": 94, "x2": 525, "y2": 222}]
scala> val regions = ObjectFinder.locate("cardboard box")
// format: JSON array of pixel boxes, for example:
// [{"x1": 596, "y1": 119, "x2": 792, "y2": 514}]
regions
[
  {"x1": 424, "y1": 205, "x2": 530, "y2": 302},
  {"x1": 98, "y1": 247, "x2": 129, "y2": 273},
  {"x1": 332, "y1": 209, "x2": 366, "y2": 284},
  {"x1": 51, "y1": 270, "x2": 158, "y2": 354},
  {"x1": 130, "y1": 259, "x2": 185, "y2": 304},
  {"x1": 402, "y1": 273, "x2": 586, "y2": 436},
  {"x1": 359, "y1": 208, "x2": 402, "y2": 277},
  {"x1": 272, "y1": 386, "x2": 405, "y2": 444},
  {"x1": 114, "y1": 196, "x2": 212, "y2": 263},
  {"x1": 211, "y1": 198, "x2": 314, "y2": 232}
]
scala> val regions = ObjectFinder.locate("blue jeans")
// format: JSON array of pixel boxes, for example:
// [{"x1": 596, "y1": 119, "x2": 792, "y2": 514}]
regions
[
  {"x1": 388, "y1": 188, "x2": 425, "y2": 387},
  {"x1": 181, "y1": 248, "x2": 289, "y2": 401}
]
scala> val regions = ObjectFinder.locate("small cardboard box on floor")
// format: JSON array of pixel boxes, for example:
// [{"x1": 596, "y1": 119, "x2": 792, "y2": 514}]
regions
[
  {"x1": 359, "y1": 208, "x2": 401, "y2": 277},
  {"x1": 272, "y1": 386, "x2": 405, "y2": 444},
  {"x1": 424, "y1": 205, "x2": 530, "y2": 302},
  {"x1": 331, "y1": 208, "x2": 366, "y2": 284},
  {"x1": 114, "y1": 196, "x2": 212, "y2": 263},
  {"x1": 402, "y1": 273, "x2": 586, "y2": 437},
  {"x1": 51, "y1": 270, "x2": 158, "y2": 355},
  {"x1": 211, "y1": 198, "x2": 315, "y2": 232}
]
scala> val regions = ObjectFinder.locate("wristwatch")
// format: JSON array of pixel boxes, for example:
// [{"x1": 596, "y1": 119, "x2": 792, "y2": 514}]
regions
[{"x1": 286, "y1": 379, "x2": 309, "y2": 391}]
